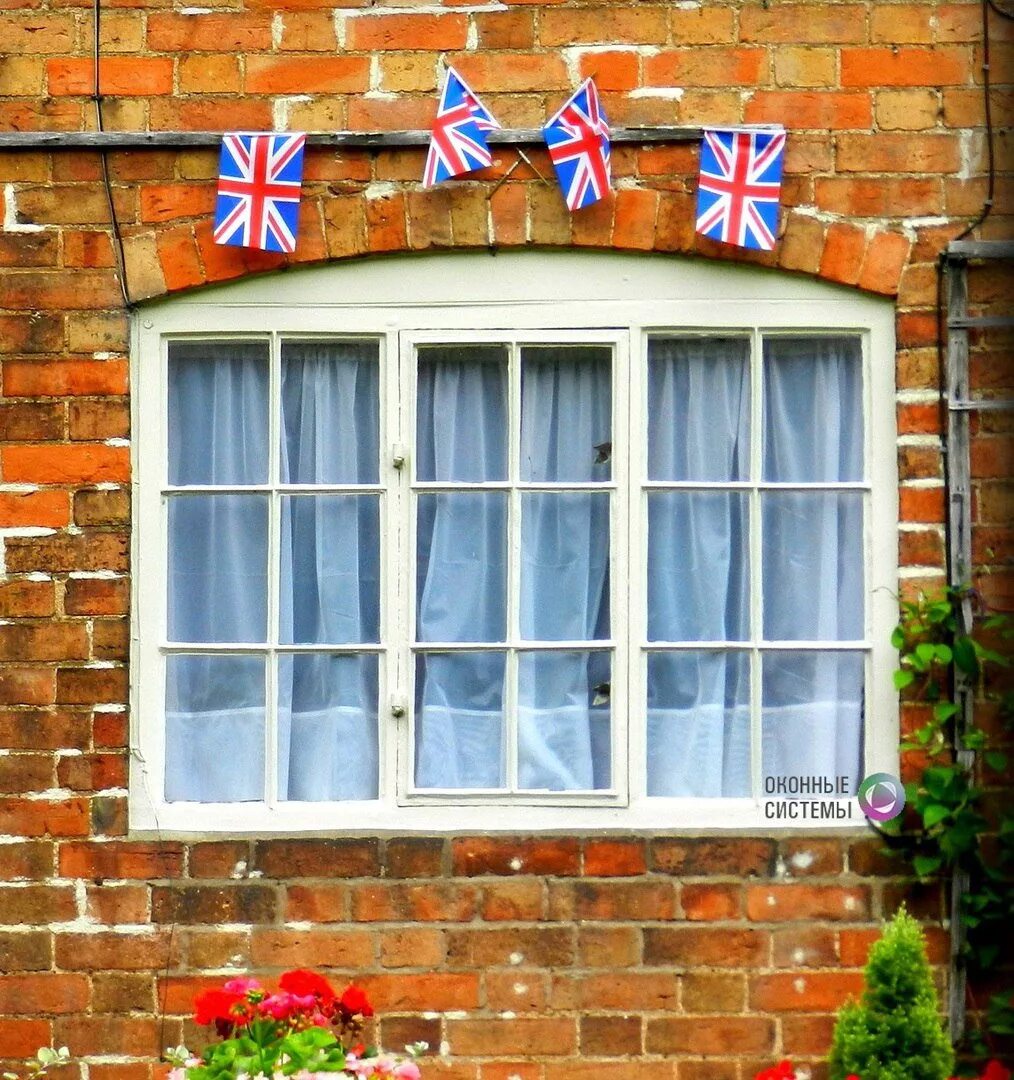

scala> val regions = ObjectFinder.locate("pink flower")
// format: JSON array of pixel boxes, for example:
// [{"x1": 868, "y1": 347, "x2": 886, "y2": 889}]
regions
[
  {"x1": 393, "y1": 1062, "x2": 421, "y2": 1080},
  {"x1": 223, "y1": 977, "x2": 261, "y2": 995}
]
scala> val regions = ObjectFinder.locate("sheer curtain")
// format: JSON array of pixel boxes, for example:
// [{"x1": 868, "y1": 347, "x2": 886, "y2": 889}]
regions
[
  {"x1": 413, "y1": 346, "x2": 612, "y2": 791},
  {"x1": 646, "y1": 336, "x2": 864, "y2": 797},
  {"x1": 165, "y1": 340, "x2": 380, "y2": 802}
]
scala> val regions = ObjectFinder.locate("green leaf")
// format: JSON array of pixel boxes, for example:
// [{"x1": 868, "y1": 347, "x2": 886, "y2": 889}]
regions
[
  {"x1": 891, "y1": 627, "x2": 906, "y2": 649},
  {"x1": 934, "y1": 643, "x2": 953, "y2": 663},
  {"x1": 922, "y1": 803, "x2": 950, "y2": 827},
  {"x1": 913, "y1": 853, "x2": 944, "y2": 877},
  {"x1": 985, "y1": 750, "x2": 1008, "y2": 772},
  {"x1": 915, "y1": 642, "x2": 938, "y2": 665},
  {"x1": 932, "y1": 701, "x2": 959, "y2": 723},
  {"x1": 894, "y1": 669, "x2": 915, "y2": 690},
  {"x1": 953, "y1": 635, "x2": 979, "y2": 677}
]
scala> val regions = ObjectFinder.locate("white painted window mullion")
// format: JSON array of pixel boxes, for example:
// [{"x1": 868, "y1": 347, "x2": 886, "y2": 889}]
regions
[{"x1": 749, "y1": 328, "x2": 764, "y2": 801}]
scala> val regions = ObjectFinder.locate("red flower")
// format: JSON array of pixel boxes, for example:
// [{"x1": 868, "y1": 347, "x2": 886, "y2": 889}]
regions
[
  {"x1": 340, "y1": 985, "x2": 374, "y2": 1019},
  {"x1": 194, "y1": 988, "x2": 248, "y2": 1029},
  {"x1": 279, "y1": 969, "x2": 337, "y2": 1004},
  {"x1": 982, "y1": 1063, "x2": 1011, "y2": 1080},
  {"x1": 754, "y1": 1062, "x2": 795, "y2": 1080}
]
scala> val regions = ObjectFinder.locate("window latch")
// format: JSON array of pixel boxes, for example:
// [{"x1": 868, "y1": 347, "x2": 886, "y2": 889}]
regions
[
  {"x1": 391, "y1": 444, "x2": 408, "y2": 470},
  {"x1": 390, "y1": 695, "x2": 407, "y2": 720}
]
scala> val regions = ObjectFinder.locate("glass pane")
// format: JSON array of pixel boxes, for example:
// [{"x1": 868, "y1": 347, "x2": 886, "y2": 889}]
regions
[
  {"x1": 518, "y1": 650, "x2": 611, "y2": 791},
  {"x1": 167, "y1": 494, "x2": 268, "y2": 643},
  {"x1": 281, "y1": 340, "x2": 380, "y2": 485},
  {"x1": 520, "y1": 346, "x2": 612, "y2": 482},
  {"x1": 763, "y1": 336, "x2": 863, "y2": 482},
  {"x1": 168, "y1": 340, "x2": 269, "y2": 485},
  {"x1": 278, "y1": 653, "x2": 378, "y2": 801},
  {"x1": 417, "y1": 345, "x2": 508, "y2": 482},
  {"x1": 646, "y1": 650, "x2": 750, "y2": 797},
  {"x1": 417, "y1": 492, "x2": 507, "y2": 643},
  {"x1": 648, "y1": 492, "x2": 749, "y2": 642},
  {"x1": 520, "y1": 492, "x2": 609, "y2": 641},
  {"x1": 166, "y1": 654, "x2": 265, "y2": 801},
  {"x1": 762, "y1": 492, "x2": 863, "y2": 641},
  {"x1": 762, "y1": 650, "x2": 864, "y2": 796},
  {"x1": 281, "y1": 495, "x2": 380, "y2": 645},
  {"x1": 414, "y1": 651, "x2": 506, "y2": 789},
  {"x1": 648, "y1": 337, "x2": 751, "y2": 482}
]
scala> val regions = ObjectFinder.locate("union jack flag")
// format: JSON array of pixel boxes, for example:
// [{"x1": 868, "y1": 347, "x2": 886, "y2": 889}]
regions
[
  {"x1": 695, "y1": 128, "x2": 786, "y2": 251},
  {"x1": 543, "y1": 78, "x2": 611, "y2": 212},
  {"x1": 423, "y1": 68, "x2": 500, "y2": 187},
  {"x1": 213, "y1": 132, "x2": 306, "y2": 253}
]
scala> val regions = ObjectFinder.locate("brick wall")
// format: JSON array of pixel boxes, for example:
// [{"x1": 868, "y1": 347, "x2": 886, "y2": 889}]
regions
[{"x1": 1, "y1": 0, "x2": 1012, "y2": 1075}]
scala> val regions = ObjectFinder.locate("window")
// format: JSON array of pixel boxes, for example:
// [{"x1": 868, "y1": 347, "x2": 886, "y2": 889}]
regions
[{"x1": 131, "y1": 251, "x2": 897, "y2": 832}]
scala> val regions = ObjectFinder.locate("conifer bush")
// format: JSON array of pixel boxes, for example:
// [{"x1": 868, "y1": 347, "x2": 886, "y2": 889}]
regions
[{"x1": 828, "y1": 907, "x2": 955, "y2": 1080}]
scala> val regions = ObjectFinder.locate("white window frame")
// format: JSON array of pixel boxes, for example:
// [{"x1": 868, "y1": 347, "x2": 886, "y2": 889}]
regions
[{"x1": 130, "y1": 250, "x2": 898, "y2": 834}]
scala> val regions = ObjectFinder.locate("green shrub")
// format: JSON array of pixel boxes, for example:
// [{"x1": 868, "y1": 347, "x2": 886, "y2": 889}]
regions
[{"x1": 828, "y1": 907, "x2": 955, "y2": 1080}]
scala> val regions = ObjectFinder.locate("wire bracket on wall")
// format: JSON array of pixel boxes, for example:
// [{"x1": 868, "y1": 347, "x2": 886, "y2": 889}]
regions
[{"x1": 0, "y1": 127, "x2": 711, "y2": 151}]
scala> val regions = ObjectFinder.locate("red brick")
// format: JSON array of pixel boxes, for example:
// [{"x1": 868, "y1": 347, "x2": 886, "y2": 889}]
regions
[
  {"x1": 146, "y1": 13, "x2": 272, "y2": 50},
  {"x1": 740, "y1": 4, "x2": 866, "y2": 42},
  {"x1": 245, "y1": 56, "x2": 370, "y2": 93},
  {"x1": 647, "y1": 1016, "x2": 774, "y2": 1055},
  {"x1": 249, "y1": 928, "x2": 373, "y2": 968},
  {"x1": 254, "y1": 838, "x2": 380, "y2": 877},
  {"x1": 900, "y1": 485, "x2": 947, "y2": 523},
  {"x1": 347, "y1": 13, "x2": 468, "y2": 50},
  {"x1": 652, "y1": 838, "x2": 776, "y2": 876},
  {"x1": 549, "y1": 880, "x2": 675, "y2": 920},
  {"x1": 842, "y1": 47, "x2": 970, "y2": 86},
  {"x1": 350, "y1": 882, "x2": 478, "y2": 922},
  {"x1": 453, "y1": 837, "x2": 580, "y2": 876},
  {"x1": 858, "y1": 231, "x2": 911, "y2": 295},
  {"x1": 582, "y1": 840, "x2": 647, "y2": 877},
  {"x1": 745, "y1": 884, "x2": 870, "y2": 921},
  {"x1": 360, "y1": 972, "x2": 480, "y2": 1011},
  {"x1": 646, "y1": 48, "x2": 766, "y2": 87},
  {"x1": 3, "y1": 359, "x2": 128, "y2": 397},
  {"x1": 540, "y1": 8, "x2": 666, "y2": 45},
  {"x1": 750, "y1": 971, "x2": 866, "y2": 1011},
  {"x1": 156, "y1": 226, "x2": 204, "y2": 293},
  {"x1": 2, "y1": 444, "x2": 129, "y2": 484},
  {"x1": 447, "y1": 927, "x2": 575, "y2": 967},
  {"x1": 552, "y1": 972, "x2": 678, "y2": 1011},
  {"x1": 0, "y1": 1018, "x2": 53, "y2": 1056},
  {"x1": 746, "y1": 91, "x2": 872, "y2": 129},
  {"x1": 47, "y1": 58, "x2": 174, "y2": 96},
  {"x1": 0, "y1": 667, "x2": 55, "y2": 706},
  {"x1": 63, "y1": 231, "x2": 116, "y2": 269},
  {"x1": 0, "y1": 974, "x2": 90, "y2": 1013},
  {"x1": 0, "y1": 491, "x2": 69, "y2": 528},
  {"x1": 53, "y1": 1015, "x2": 161, "y2": 1057},
  {"x1": 450, "y1": 54, "x2": 570, "y2": 92},
  {"x1": 448, "y1": 1018, "x2": 577, "y2": 1057},
  {"x1": 140, "y1": 185, "x2": 216, "y2": 224},
  {"x1": 681, "y1": 883, "x2": 743, "y2": 920}
]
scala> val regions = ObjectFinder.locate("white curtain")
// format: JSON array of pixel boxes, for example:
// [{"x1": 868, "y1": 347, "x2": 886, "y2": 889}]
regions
[
  {"x1": 413, "y1": 347, "x2": 612, "y2": 791},
  {"x1": 646, "y1": 336, "x2": 864, "y2": 797},
  {"x1": 165, "y1": 340, "x2": 380, "y2": 802},
  {"x1": 165, "y1": 334, "x2": 864, "y2": 802}
]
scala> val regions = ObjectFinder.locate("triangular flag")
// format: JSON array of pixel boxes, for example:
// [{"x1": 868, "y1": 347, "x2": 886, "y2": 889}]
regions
[
  {"x1": 543, "y1": 78, "x2": 611, "y2": 211},
  {"x1": 423, "y1": 67, "x2": 500, "y2": 187}
]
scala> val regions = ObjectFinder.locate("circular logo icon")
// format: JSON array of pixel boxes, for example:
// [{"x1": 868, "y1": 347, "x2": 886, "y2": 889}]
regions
[{"x1": 857, "y1": 772, "x2": 906, "y2": 822}]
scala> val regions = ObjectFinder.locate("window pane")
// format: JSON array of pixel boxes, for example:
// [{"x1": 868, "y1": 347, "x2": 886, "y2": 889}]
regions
[
  {"x1": 280, "y1": 495, "x2": 380, "y2": 645},
  {"x1": 520, "y1": 492, "x2": 609, "y2": 641},
  {"x1": 168, "y1": 494, "x2": 268, "y2": 643},
  {"x1": 762, "y1": 650, "x2": 864, "y2": 795},
  {"x1": 278, "y1": 653, "x2": 378, "y2": 801},
  {"x1": 648, "y1": 337, "x2": 751, "y2": 482},
  {"x1": 168, "y1": 341, "x2": 268, "y2": 485},
  {"x1": 763, "y1": 336, "x2": 863, "y2": 482},
  {"x1": 520, "y1": 346, "x2": 612, "y2": 482},
  {"x1": 415, "y1": 651, "x2": 506, "y2": 789},
  {"x1": 417, "y1": 346, "x2": 508, "y2": 482},
  {"x1": 166, "y1": 654, "x2": 265, "y2": 801},
  {"x1": 518, "y1": 650, "x2": 611, "y2": 791},
  {"x1": 647, "y1": 650, "x2": 750, "y2": 797},
  {"x1": 417, "y1": 492, "x2": 507, "y2": 643},
  {"x1": 762, "y1": 492, "x2": 863, "y2": 641},
  {"x1": 281, "y1": 340, "x2": 379, "y2": 485},
  {"x1": 648, "y1": 491, "x2": 749, "y2": 642}
]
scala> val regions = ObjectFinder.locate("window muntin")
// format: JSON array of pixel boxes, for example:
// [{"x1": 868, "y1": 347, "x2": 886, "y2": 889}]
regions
[
  {"x1": 409, "y1": 339, "x2": 619, "y2": 798},
  {"x1": 643, "y1": 334, "x2": 867, "y2": 800},
  {"x1": 163, "y1": 337, "x2": 384, "y2": 805},
  {"x1": 132, "y1": 252, "x2": 897, "y2": 833}
]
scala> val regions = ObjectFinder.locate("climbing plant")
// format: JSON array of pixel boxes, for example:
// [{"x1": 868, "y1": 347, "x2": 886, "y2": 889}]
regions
[{"x1": 883, "y1": 586, "x2": 1013, "y2": 1057}]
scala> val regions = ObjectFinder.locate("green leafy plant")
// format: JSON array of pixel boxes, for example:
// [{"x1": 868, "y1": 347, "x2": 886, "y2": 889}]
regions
[
  {"x1": 2, "y1": 1048, "x2": 71, "y2": 1080},
  {"x1": 828, "y1": 908, "x2": 955, "y2": 1080},
  {"x1": 885, "y1": 587, "x2": 1013, "y2": 1057}
]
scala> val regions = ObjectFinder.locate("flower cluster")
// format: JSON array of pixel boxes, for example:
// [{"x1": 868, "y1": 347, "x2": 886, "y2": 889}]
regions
[{"x1": 168, "y1": 970, "x2": 422, "y2": 1080}]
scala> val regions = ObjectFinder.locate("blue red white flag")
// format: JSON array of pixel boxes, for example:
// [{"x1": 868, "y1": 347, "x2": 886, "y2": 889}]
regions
[
  {"x1": 695, "y1": 127, "x2": 786, "y2": 251},
  {"x1": 213, "y1": 132, "x2": 306, "y2": 253},
  {"x1": 423, "y1": 67, "x2": 500, "y2": 187},
  {"x1": 543, "y1": 78, "x2": 611, "y2": 212}
]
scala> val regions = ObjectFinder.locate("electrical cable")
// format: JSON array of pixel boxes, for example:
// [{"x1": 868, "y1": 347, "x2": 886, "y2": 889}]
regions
[{"x1": 93, "y1": 0, "x2": 132, "y2": 311}]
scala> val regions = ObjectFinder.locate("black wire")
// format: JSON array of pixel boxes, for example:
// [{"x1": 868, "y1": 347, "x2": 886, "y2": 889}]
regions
[
  {"x1": 93, "y1": 0, "x2": 132, "y2": 311},
  {"x1": 985, "y1": 0, "x2": 1014, "y2": 18}
]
